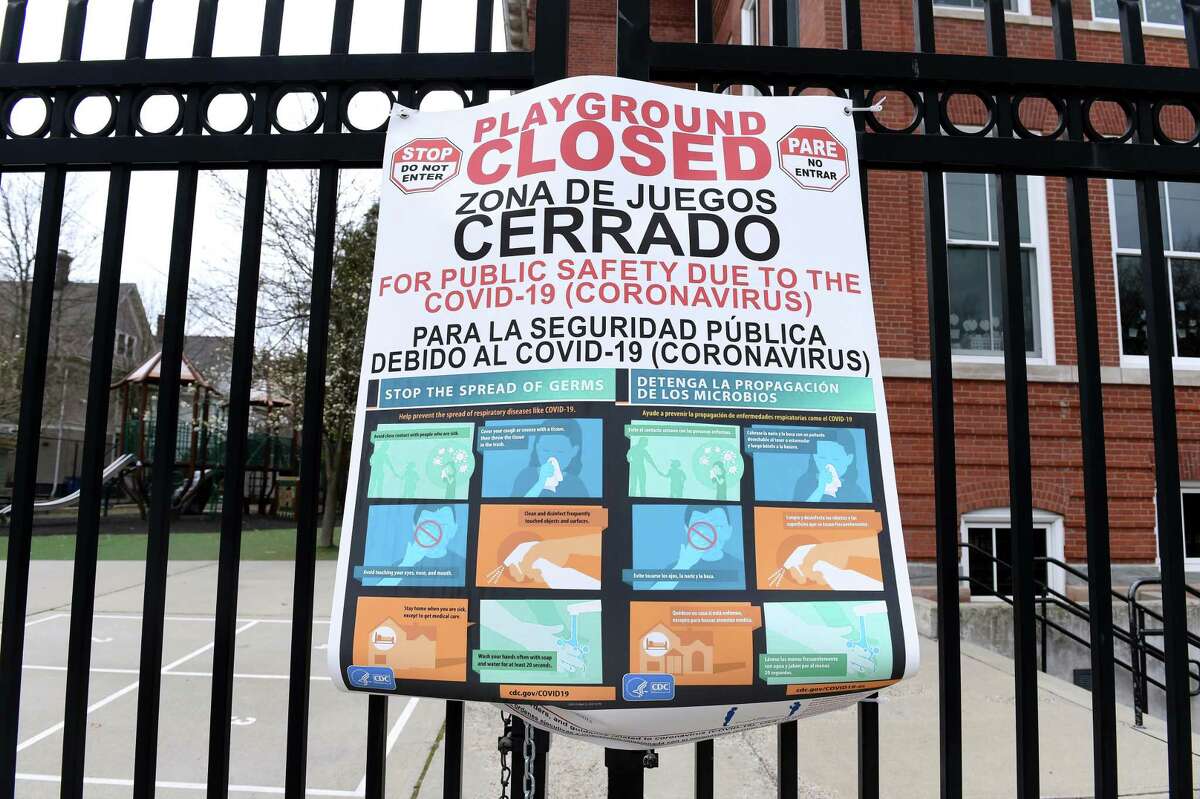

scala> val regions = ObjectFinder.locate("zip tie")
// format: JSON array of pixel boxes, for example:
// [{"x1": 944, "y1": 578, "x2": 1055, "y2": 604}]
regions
[
  {"x1": 394, "y1": 105, "x2": 418, "y2": 120},
  {"x1": 844, "y1": 96, "x2": 885, "y2": 116}
]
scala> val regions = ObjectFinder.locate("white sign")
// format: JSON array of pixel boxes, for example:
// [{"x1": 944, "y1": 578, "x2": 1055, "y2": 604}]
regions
[{"x1": 328, "y1": 76, "x2": 919, "y2": 749}]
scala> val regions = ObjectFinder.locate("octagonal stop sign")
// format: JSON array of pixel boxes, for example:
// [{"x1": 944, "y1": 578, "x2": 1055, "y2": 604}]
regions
[
  {"x1": 777, "y1": 126, "x2": 850, "y2": 192},
  {"x1": 389, "y1": 137, "x2": 462, "y2": 194}
]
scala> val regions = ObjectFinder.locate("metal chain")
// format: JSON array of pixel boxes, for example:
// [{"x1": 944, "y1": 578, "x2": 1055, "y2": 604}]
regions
[
  {"x1": 522, "y1": 721, "x2": 536, "y2": 799},
  {"x1": 497, "y1": 712, "x2": 513, "y2": 799}
]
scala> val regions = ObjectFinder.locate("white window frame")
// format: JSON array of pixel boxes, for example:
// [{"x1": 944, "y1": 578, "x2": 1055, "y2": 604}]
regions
[
  {"x1": 933, "y1": 0, "x2": 1031, "y2": 14},
  {"x1": 960, "y1": 507, "x2": 1066, "y2": 599},
  {"x1": 740, "y1": 0, "x2": 759, "y2": 46},
  {"x1": 1172, "y1": 483, "x2": 1200, "y2": 570},
  {"x1": 739, "y1": 0, "x2": 762, "y2": 97},
  {"x1": 1090, "y1": 0, "x2": 1184, "y2": 30},
  {"x1": 943, "y1": 173, "x2": 1055, "y2": 366},
  {"x1": 1107, "y1": 179, "x2": 1200, "y2": 370}
]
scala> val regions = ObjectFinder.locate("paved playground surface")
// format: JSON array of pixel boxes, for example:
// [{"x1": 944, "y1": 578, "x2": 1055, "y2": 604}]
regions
[{"x1": 4, "y1": 559, "x2": 1199, "y2": 798}]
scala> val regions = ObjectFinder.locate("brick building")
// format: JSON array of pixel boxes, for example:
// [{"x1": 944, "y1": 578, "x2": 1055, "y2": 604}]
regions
[{"x1": 511, "y1": 1, "x2": 1199, "y2": 589}]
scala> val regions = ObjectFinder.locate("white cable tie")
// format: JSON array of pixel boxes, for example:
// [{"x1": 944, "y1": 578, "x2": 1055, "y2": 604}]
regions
[{"x1": 844, "y1": 96, "x2": 886, "y2": 116}]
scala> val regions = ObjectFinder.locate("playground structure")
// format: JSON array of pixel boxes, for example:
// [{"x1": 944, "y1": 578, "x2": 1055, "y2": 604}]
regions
[
  {"x1": 110, "y1": 351, "x2": 298, "y2": 517},
  {"x1": 0, "y1": 453, "x2": 139, "y2": 517}
]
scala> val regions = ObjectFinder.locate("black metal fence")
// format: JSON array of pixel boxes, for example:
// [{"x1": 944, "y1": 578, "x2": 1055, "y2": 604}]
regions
[{"x1": 0, "y1": 0, "x2": 1196, "y2": 797}]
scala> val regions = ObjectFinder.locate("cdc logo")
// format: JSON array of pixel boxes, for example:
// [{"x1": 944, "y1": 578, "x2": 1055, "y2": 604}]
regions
[
  {"x1": 346, "y1": 665, "x2": 396, "y2": 691},
  {"x1": 622, "y1": 673, "x2": 674, "y2": 701}
]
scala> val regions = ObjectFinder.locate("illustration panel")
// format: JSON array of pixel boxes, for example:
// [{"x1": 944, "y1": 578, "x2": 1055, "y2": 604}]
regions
[
  {"x1": 366, "y1": 422, "x2": 475, "y2": 500},
  {"x1": 475, "y1": 599, "x2": 604, "y2": 685},
  {"x1": 753, "y1": 508, "x2": 883, "y2": 591},
  {"x1": 746, "y1": 425, "x2": 871, "y2": 503},
  {"x1": 351, "y1": 597, "x2": 469, "y2": 682},
  {"x1": 354, "y1": 503, "x2": 468, "y2": 587},
  {"x1": 625, "y1": 421, "x2": 744, "y2": 501},
  {"x1": 624, "y1": 504, "x2": 745, "y2": 590},
  {"x1": 478, "y1": 418, "x2": 602, "y2": 499},
  {"x1": 761, "y1": 601, "x2": 893, "y2": 685},
  {"x1": 476, "y1": 505, "x2": 606, "y2": 589},
  {"x1": 628, "y1": 601, "x2": 762, "y2": 686}
]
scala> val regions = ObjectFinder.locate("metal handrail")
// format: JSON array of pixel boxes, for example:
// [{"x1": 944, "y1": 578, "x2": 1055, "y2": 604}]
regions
[{"x1": 958, "y1": 542, "x2": 1200, "y2": 724}]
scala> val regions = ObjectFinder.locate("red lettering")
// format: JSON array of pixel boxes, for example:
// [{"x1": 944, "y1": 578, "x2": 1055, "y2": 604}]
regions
[
  {"x1": 672, "y1": 132, "x2": 717, "y2": 180},
  {"x1": 516, "y1": 128, "x2": 554, "y2": 176},
  {"x1": 722, "y1": 136, "x2": 769, "y2": 180},
  {"x1": 561, "y1": 120, "x2": 614, "y2": 171},
  {"x1": 466, "y1": 138, "x2": 511, "y2": 184},
  {"x1": 620, "y1": 126, "x2": 665, "y2": 176}
]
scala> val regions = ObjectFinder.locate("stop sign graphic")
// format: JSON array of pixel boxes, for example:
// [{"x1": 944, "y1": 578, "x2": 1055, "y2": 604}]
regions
[
  {"x1": 777, "y1": 126, "x2": 850, "y2": 192},
  {"x1": 389, "y1": 137, "x2": 462, "y2": 194}
]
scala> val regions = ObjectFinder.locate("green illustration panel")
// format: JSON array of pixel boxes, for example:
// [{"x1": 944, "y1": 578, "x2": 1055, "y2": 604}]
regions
[
  {"x1": 761, "y1": 601, "x2": 892, "y2": 685},
  {"x1": 624, "y1": 421, "x2": 744, "y2": 501},
  {"x1": 475, "y1": 599, "x2": 603, "y2": 685},
  {"x1": 366, "y1": 422, "x2": 476, "y2": 500}
]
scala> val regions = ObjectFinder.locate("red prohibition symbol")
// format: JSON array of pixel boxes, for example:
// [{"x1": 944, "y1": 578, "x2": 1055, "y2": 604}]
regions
[
  {"x1": 413, "y1": 519, "x2": 444, "y2": 548},
  {"x1": 686, "y1": 521, "x2": 718, "y2": 552}
]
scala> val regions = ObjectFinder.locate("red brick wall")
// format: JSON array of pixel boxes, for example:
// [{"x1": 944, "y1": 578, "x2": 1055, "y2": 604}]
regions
[
  {"x1": 814, "y1": 0, "x2": 1199, "y2": 563},
  {"x1": 539, "y1": 0, "x2": 1197, "y2": 564}
]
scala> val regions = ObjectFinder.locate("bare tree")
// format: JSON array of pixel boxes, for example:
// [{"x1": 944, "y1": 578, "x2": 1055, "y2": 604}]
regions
[
  {"x1": 0, "y1": 174, "x2": 97, "y2": 430},
  {"x1": 195, "y1": 171, "x2": 374, "y2": 546}
]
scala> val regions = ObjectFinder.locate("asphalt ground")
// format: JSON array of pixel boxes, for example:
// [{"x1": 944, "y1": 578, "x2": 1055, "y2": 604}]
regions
[{"x1": 5, "y1": 560, "x2": 1199, "y2": 798}]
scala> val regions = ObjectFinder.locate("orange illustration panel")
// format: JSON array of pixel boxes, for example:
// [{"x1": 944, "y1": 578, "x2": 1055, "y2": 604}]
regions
[
  {"x1": 754, "y1": 508, "x2": 883, "y2": 591},
  {"x1": 628, "y1": 601, "x2": 762, "y2": 686},
  {"x1": 352, "y1": 597, "x2": 469, "y2": 682},
  {"x1": 476, "y1": 505, "x2": 607, "y2": 589}
]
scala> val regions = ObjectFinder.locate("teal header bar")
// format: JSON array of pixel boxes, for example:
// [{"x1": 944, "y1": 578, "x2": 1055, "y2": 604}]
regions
[
  {"x1": 629, "y1": 369, "x2": 875, "y2": 412},
  {"x1": 376, "y1": 369, "x2": 616, "y2": 408}
]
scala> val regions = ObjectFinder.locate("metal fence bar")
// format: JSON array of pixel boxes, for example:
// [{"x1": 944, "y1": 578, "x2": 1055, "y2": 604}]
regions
[
  {"x1": 840, "y1": 8, "x2": 882, "y2": 786},
  {"x1": 615, "y1": 0, "x2": 650, "y2": 83},
  {"x1": 1048, "y1": 2, "x2": 1118, "y2": 796},
  {"x1": 911, "y1": 2, "x2": 962, "y2": 797},
  {"x1": 1116, "y1": 2, "x2": 1194, "y2": 793},
  {"x1": 983, "y1": 5, "x2": 1040, "y2": 796},
  {"x1": 605, "y1": 748, "x2": 644, "y2": 798},
  {"x1": 694, "y1": 738, "x2": 713, "y2": 799},
  {"x1": 363, "y1": 0, "x2": 404, "y2": 786},
  {"x1": 857, "y1": 697, "x2": 879, "y2": 799},
  {"x1": 0, "y1": 2, "x2": 82, "y2": 796},
  {"x1": 776, "y1": 720, "x2": 797, "y2": 799},
  {"x1": 442, "y1": 701, "x2": 464, "y2": 799},
  {"x1": 59, "y1": 4, "x2": 154, "y2": 797},
  {"x1": 132, "y1": 4, "x2": 219, "y2": 796},
  {"x1": 283, "y1": 0, "x2": 353, "y2": 790},
  {"x1": 365, "y1": 694, "x2": 388, "y2": 799},
  {"x1": 204, "y1": 4, "x2": 284, "y2": 794},
  {"x1": 0, "y1": 0, "x2": 56, "y2": 782}
]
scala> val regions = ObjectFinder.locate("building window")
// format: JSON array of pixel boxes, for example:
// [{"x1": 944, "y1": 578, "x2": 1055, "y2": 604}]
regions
[
  {"x1": 115, "y1": 332, "x2": 137, "y2": 357},
  {"x1": 740, "y1": 0, "x2": 759, "y2": 46},
  {"x1": 960, "y1": 508, "x2": 1065, "y2": 598},
  {"x1": 935, "y1": 0, "x2": 1021, "y2": 10},
  {"x1": 738, "y1": 0, "x2": 762, "y2": 97},
  {"x1": 1110, "y1": 180, "x2": 1200, "y2": 360},
  {"x1": 1092, "y1": 0, "x2": 1183, "y2": 27},
  {"x1": 944, "y1": 173, "x2": 1050, "y2": 360},
  {"x1": 1183, "y1": 486, "x2": 1200, "y2": 561}
]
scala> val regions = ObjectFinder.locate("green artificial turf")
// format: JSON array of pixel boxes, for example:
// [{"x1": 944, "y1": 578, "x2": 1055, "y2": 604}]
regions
[{"x1": 0, "y1": 527, "x2": 341, "y2": 561}]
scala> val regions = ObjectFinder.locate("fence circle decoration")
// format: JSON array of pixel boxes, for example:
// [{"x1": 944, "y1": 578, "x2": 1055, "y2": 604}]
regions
[
  {"x1": 3, "y1": 91, "x2": 52, "y2": 138},
  {"x1": 134, "y1": 88, "x2": 185, "y2": 136},
  {"x1": 270, "y1": 87, "x2": 326, "y2": 135},
  {"x1": 67, "y1": 90, "x2": 118, "y2": 138},
  {"x1": 202, "y1": 88, "x2": 255, "y2": 136}
]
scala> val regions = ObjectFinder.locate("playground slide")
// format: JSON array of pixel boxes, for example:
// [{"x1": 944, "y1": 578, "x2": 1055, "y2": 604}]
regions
[
  {"x1": 0, "y1": 453, "x2": 140, "y2": 517},
  {"x1": 172, "y1": 467, "x2": 221, "y2": 514}
]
